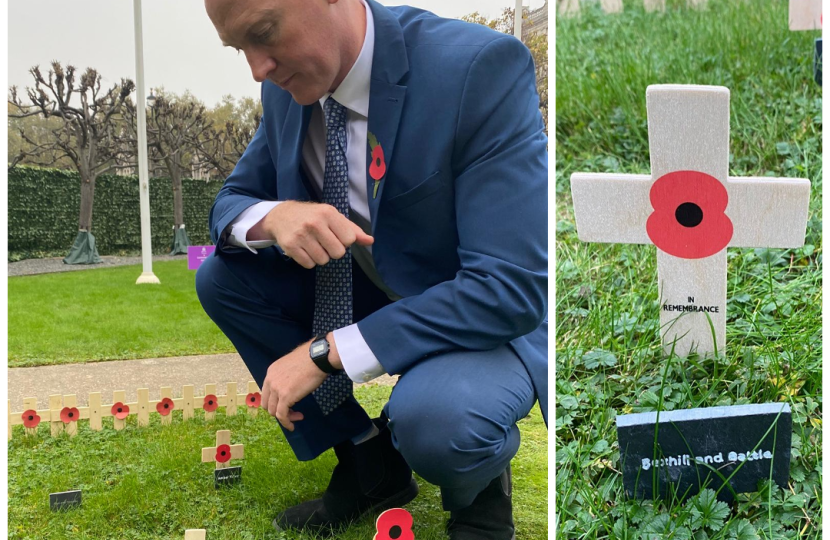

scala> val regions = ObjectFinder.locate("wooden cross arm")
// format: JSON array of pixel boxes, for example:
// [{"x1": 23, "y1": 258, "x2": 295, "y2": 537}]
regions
[
  {"x1": 201, "y1": 444, "x2": 244, "y2": 463},
  {"x1": 727, "y1": 177, "x2": 811, "y2": 248},
  {"x1": 570, "y1": 172, "x2": 652, "y2": 244},
  {"x1": 570, "y1": 173, "x2": 811, "y2": 248}
]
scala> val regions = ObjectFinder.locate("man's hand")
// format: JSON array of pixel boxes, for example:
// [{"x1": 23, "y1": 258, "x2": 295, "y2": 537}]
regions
[
  {"x1": 248, "y1": 201, "x2": 373, "y2": 269},
  {"x1": 261, "y1": 333, "x2": 344, "y2": 431}
]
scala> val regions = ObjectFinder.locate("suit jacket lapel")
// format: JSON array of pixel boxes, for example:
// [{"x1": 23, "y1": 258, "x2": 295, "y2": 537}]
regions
[
  {"x1": 365, "y1": 0, "x2": 409, "y2": 236},
  {"x1": 280, "y1": 103, "x2": 315, "y2": 202}
]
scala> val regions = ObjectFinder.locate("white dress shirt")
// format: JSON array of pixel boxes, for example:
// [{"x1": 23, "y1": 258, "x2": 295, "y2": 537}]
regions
[{"x1": 224, "y1": 0, "x2": 385, "y2": 384}]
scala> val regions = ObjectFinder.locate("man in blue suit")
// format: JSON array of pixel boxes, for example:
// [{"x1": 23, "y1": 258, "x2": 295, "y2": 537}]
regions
[{"x1": 197, "y1": 0, "x2": 547, "y2": 537}]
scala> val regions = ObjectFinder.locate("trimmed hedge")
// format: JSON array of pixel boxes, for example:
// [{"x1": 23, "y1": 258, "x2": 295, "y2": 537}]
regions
[{"x1": 8, "y1": 166, "x2": 224, "y2": 258}]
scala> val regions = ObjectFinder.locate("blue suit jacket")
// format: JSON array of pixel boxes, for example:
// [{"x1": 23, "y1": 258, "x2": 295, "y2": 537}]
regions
[{"x1": 209, "y1": 0, "x2": 548, "y2": 424}]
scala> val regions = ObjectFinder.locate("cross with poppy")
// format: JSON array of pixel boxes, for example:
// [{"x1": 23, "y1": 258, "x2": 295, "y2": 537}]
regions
[
  {"x1": 788, "y1": 0, "x2": 821, "y2": 31},
  {"x1": 201, "y1": 430, "x2": 244, "y2": 470},
  {"x1": 571, "y1": 85, "x2": 811, "y2": 357}
]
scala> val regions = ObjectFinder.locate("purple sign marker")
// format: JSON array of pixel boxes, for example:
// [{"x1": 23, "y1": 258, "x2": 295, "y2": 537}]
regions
[{"x1": 188, "y1": 245, "x2": 216, "y2": 270}]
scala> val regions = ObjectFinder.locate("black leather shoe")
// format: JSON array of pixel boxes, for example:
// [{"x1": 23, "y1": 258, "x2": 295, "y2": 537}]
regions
[
  {"x1": 446, "y1": 464, "x2": 516, "y2": 540},
  {"x1": 273, "y1": 418, "x2": 419, "y2": 535}
]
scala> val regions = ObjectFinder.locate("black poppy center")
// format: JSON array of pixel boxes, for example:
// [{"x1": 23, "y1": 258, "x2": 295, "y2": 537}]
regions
[
  {"x1": 389, "y1": 526, "x2": 402, "y2": 539},
  {"x1": 68, "y1": 412, "x2": 74, "y2": 418},
  {"x1": 221, "y1": 451, "x2": 226, "y2": 456},
  {"x1": 117, "y1": 408, "x2": 122, "y2": 413},
  {"x1": 209, "y1": 400, "x2": 214, "y2": 405},
  {"x1": 675, "y1": 202, "x2": 703, "y2": 228},
  {"x1": 164, "y1": 403, "x2": 169, "y2": 409},
  {"x1": 376, "y1": 158, "x2": 381, "y2": 167},
  {"x1": 28, "y1": 415, "x2": 34, "y2": 421}
]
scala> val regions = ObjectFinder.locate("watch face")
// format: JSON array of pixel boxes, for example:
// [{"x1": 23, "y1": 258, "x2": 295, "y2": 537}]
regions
[{"x1": 311, "y1": 341, "x2": 327, "y2": 357}]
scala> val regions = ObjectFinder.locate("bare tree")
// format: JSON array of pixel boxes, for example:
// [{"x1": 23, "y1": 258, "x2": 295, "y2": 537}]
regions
[
  {"x1": 122, "y1": 90, "x2": 213, "y2": 253},
  {"x1": 7, "y1": 102, "x2": 75, "y2": 169},
  {"x1": 8, "y1": 62, "x2": 135, "y2": 263},
  {"x1": 196, "y1": 112, "x2": 262, "y2": 179}
]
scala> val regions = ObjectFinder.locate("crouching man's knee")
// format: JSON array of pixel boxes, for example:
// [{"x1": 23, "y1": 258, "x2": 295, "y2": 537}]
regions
[{"x1": 385, "y1": 382, "x2": 520, "y2": 491}]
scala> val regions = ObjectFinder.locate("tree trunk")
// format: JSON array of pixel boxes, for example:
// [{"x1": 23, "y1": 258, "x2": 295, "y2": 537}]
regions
[
  {"x1": 168, "y1": 160, "x2": 190, "y2": 255},
  {"x1": 78, "y1": 172, "x2": 95, "y2": 231},
  {"x1": 171, "y1": 165, "x2": 184, "y2": 227}
]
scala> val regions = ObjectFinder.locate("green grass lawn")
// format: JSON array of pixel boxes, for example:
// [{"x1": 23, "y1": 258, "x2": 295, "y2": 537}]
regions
[
  {"x1": 8, "y1": 385, "x2": 548, "y2": 540},
  {"x1": 8, "y1": 260, "x2": 235, "y2": 367},
  {"x1": 556, "y1": 0, "x2": 821, "y2": 538}
]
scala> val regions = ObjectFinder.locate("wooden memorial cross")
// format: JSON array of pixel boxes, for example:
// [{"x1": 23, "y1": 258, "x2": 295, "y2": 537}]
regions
[
  {"x1": 201, "y1": 430, "x2": 244, "y2": 470},
  {"x1": 571, "y1": 85, "x2": 810, "y2": 356},
  {"x1": 202, "y1": 430, "x2": 245, "y2": 488},
  {"x1": 789, "y1": 0, "x2": 821, "y2": 31}
]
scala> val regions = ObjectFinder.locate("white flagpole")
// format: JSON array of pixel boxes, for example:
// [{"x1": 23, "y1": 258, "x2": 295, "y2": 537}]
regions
[
  {"x1": 514, "y1": 0, "x2": 523, "y2": 40},
  {"x1": 134, "y1": 0, "x2": 160, "y2": 284}
]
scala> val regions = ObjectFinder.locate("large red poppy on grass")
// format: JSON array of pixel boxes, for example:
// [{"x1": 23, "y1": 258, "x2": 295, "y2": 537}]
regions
[
  {"x1": 111, "y1": 402, "x2": 130, "y2": 420},
  {"x1": 374, "y1": 508, "x2": 415, "y2": 540},
  {"x1": 22, "y1": 409, "x2": 40, "y2": 429},
  {"x1": 60, "y1": 407, "x2": 80, "y2": 424},
  {"x1": 646, "y1": 170, "x2": 733, "y2": 259},
  {"x1": 156, "y1": 398, "x2": 175, "y2": 416},
  {"x1": 203, "y1": 395, "x2": 218, "y2": 413},
  {"x1": 246, "y1": 392, "x2": 261, "y2": 408},
  {"x1": 215, "y1": 444, "x2": 231, "y2": 463}
]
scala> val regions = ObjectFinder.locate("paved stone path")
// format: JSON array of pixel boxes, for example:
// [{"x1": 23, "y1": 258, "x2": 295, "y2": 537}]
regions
[
  {"x1": 8, "y1": 353, "x2": 398, "y2": 410},
  {"x1": 8, "y1": 254, "x2": 185, "y2": 277}
]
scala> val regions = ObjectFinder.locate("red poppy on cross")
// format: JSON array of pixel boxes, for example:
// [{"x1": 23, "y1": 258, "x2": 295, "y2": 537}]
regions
[{"x1": 22, "y1": 410, "x2": 40, "y2": 429}]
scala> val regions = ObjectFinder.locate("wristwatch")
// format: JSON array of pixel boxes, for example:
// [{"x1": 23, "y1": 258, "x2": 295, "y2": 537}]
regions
[{"x1": 309, "y1": 334, "x2": 339, "y2": 374}]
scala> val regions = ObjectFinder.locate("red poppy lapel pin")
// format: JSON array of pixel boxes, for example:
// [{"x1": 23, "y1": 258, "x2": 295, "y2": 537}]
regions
[
  {"x1": 368, "y1": 131, "x2": 387, "y2": 199},
  {"x1": 646, "y1": 170, "x2": 733, "y2": 259}
]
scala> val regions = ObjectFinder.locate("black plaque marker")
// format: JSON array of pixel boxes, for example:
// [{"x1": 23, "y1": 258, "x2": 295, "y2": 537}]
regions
[
  {"x1": 815, "y1": 38, "x2": 822, "y2": 87},
  {"x1": 49, "y1": 490, "x2": 82, "y2": 511},
  {"x1": 617, "y1": 403, "x2": 791, "y2": 501},
  {"x1": 214, "y1": 466, "x2": 242, "y2": 488}
]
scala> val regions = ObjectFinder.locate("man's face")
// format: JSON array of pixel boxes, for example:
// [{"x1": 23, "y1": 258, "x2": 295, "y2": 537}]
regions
[{"x1": 205, "y1": 0, "x2": 344, "y2": 105}]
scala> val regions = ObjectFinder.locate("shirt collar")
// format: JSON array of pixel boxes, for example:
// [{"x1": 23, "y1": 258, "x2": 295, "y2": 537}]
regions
[{"x1": 318, "y1": 0, "x2": 374, "y2": 117}]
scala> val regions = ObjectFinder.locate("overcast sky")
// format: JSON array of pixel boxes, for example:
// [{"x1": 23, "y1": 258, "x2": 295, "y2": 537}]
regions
[{"x1": 8, "y1": 0, "x2": 546, "y2": 108}]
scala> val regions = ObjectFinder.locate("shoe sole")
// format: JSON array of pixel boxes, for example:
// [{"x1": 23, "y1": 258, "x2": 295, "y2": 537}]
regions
[{"x1": 272, "y1": 478, "x2": 420, "y2": 535}]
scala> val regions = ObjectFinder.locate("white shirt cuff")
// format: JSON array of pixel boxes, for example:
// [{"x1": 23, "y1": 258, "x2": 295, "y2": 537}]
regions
[
  {"x1": 333, "y1": 325, "x2": 386, "y2": 383},
  {"x1": 226, "y1": 201, "x2": 282, "y2": 253}
]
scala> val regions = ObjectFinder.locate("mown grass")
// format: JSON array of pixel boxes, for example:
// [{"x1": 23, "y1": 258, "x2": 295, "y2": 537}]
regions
[
  {"x1": 556, "y1": 0, "x2": 821, "y2": 538},
  {"x1": 8, "y1": 260, "x2": 235, "y2": 367},
  {"x1": 8, "y1": 385, "x2": 548, "y2": 540}
]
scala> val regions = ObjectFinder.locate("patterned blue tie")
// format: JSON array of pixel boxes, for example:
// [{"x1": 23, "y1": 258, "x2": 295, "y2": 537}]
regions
[{"x1": 311, "y1": 97, "x2": 353, "y2": 415}]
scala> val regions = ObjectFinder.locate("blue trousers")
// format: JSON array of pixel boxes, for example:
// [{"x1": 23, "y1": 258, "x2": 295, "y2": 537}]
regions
[{"x1": 195, "y1": 247, "x2": 536, "y2": 510}]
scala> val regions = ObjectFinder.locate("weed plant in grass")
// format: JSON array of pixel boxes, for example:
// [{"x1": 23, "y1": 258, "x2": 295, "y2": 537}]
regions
[
  {"x1": 8, "y1": 260, "x2": 235, "y2": 367},
  {"x1": 556, "y1": 0, "x2": 820, "y2": 538},
  {"x1": 8, "y1": 386, "x2": 548, "y2": 540}
]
